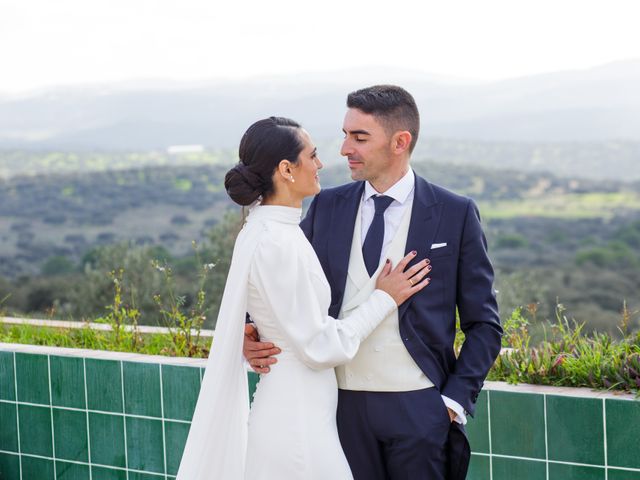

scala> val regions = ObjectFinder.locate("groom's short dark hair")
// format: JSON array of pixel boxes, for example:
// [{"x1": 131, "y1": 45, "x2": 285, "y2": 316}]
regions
[{"x1": 347, "y1": 85, "x2": 420, "y2": 153}]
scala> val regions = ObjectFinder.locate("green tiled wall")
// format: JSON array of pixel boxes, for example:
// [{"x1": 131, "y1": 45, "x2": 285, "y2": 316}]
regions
[
  {"x1": 0, "y1": 349, "x2": 259, "y2": 480},
  {"x1": 2, "y1": 346, "x2": 639, "y2": 480},
  {"x1": 465, "y1": 389, "x2": 640, "y2": 480}
]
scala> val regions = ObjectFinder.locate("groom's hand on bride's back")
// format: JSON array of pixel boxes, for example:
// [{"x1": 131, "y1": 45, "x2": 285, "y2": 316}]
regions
[{"x1": 243, "y1": 324, "x2": 281, "y2": 374}]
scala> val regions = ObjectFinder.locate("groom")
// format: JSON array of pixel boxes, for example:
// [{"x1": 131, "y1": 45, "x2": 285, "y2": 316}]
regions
[{"x1": 245, "y1": 85, "x2": 502, "y2": 479}]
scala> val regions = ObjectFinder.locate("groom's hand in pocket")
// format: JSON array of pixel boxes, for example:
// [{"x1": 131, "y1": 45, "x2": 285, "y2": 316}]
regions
[
  {"x1": 243, "y1": 324, "x2": 281, "y2": 374},
  {"x1": 447, "y1": 407, "x2": 457, "y2": 423}
]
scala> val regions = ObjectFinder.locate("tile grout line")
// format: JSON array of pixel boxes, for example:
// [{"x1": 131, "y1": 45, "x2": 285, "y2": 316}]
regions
[
  {"x1": 47, "y1": 355, "x2": 57, "y2": 478},
  {"x1": 159, "y1": 363, "x2": 168, "y2": 479},
  {"x1": 83, "y1": 358, "x2": 93, "y2": 480},
  {"x1": 0, "y1": 450, "x2": 174, "y2": 477},
  {"x1": 0, "y1": 398, "x2": 192, "y2": 423},
  {"x1": 487, "y1": 390, "x2": 493, "y2": 480},
  {"x1": 0, "y1": 400, "x2": 191, "y2": 425},
  {"x1": 13, "y1": 352, "x2": 23, "y2": 480},
  {"x1": 489, "y1": 453, "x2": 623, "y2": 469},
  {"x1": 5, "y1": 447, "x2": 638, "y2": 474},
  {"x1": 6, "y1": 446, "x2": 640, "y2": 473},
  {"x1": 121, "y1": 361, "x2": 129, "y2": 480},
  {"x1": 544, "y1": 394, "x2": 549, "y2": 480},
  {"x1": 603, "y1": 398, "x2": 608, "y2": 480}
]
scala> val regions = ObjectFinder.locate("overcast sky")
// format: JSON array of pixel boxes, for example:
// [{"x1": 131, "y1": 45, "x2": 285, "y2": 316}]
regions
[{"x1": 1, "y1": 0, "x2": 639, "y2": 94}]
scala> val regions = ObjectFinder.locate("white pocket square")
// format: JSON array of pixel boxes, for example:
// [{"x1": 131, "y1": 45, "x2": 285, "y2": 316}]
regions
[{"x1": 431, "y1": 242, "x2": 447, "y2": 249}]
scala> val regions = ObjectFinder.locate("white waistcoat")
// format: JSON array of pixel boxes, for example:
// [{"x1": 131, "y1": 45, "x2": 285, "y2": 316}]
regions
[{"x1": 335, "y1": 202, "x2": 433, "y2": 391}]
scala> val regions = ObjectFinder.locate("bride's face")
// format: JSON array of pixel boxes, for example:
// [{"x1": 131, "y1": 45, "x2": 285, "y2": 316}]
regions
[{"x1": 290, "y1": 129, "x2": 323, "y2": 199}]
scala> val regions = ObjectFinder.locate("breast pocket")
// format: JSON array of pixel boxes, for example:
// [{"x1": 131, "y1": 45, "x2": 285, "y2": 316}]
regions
[{"x1": 428, "y1": 245, "x2": 452, "y2": 259}]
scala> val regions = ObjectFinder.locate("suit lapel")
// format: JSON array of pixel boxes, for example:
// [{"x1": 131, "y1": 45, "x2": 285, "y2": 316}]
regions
[
  {"x1": 399, "y1": 173, "x2": 442, "y2": 319},
  {"x1": 327, "y1": 182, "x2": 365, "y2": 312}
]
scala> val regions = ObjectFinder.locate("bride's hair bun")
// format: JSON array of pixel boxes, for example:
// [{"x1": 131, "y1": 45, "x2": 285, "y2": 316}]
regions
[
  {"x1": 224, "y1": 163, "x2": 265, "y2": 206},
  {"x1": 224, "y1": 116, "x2": 304, "y2": 206}
]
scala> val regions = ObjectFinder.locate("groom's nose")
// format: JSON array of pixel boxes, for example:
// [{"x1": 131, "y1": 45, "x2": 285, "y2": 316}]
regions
[{"x1": 340, "y1": 139, "x2": 352, "y2": 157}]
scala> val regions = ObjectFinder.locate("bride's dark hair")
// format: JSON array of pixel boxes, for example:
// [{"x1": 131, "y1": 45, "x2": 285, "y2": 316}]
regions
[{"x1": 224, "y1": 117, "x2": 303, "y2": 206}]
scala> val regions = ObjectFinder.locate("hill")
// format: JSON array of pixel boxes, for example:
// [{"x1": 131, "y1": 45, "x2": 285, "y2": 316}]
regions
[
  {"x1": 1, "y1": 158, "x2": 639, "y2": 332},
  {"x1": 1, "y1": 60, "x2": 639, "y2": 151}
]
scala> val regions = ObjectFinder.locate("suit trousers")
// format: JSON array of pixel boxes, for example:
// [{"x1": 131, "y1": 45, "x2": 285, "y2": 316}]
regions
[{"x1": 337, "y1": 388, "x2": 451, "y2": 480}]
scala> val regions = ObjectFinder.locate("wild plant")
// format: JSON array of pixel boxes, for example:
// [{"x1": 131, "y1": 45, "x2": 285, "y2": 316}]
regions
[{"x1": 152, "y1": 241, "x2": 212, "y2": 357}]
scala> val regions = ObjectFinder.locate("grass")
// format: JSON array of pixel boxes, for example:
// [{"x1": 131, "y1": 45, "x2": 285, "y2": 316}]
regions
[
  {"x1": 0, "y1": 322, "x2": 210, "y2": 357},
  {"x1": 480, "y1": 192, "x2": 640, "y2": 219}
]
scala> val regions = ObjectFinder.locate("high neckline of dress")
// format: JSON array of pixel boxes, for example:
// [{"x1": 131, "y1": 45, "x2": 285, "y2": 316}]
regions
[{"x1": 246, "y1": 204, "x2": 302, "y2": 225}]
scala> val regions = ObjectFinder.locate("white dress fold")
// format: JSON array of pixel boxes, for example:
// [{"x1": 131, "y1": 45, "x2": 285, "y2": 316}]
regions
[{"x1": 176, "y1": 205, "x2": 396, "y2": 480}]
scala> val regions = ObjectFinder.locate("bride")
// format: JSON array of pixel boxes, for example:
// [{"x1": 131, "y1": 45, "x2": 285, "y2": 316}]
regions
[{"x1": 176, "y1": 117, "x2": 431, "y2": 479}]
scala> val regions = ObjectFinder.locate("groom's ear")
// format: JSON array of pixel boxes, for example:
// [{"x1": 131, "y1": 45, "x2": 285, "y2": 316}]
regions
[{"x1": 391, "y1": 131, "x2": 412, "y2": 155}]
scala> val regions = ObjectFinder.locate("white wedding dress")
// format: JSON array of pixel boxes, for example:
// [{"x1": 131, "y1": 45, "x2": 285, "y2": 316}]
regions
[{"x1": 176, "y1": 205, "x2": 396, "y2": 480}]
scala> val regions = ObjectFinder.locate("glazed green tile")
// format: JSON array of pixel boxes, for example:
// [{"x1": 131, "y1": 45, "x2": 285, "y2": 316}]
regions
[
  {"x1": 89, "y1": 412, "x2": 126, "y2": 468},
  {"x1": 53, "y1": 408, "x2": 88, "y2": 462},
  {"x1": 85, "y1": 359, "x2": 123, "y2": 413},
  {"x1": 0, "y1": 402, "x2": 18, "y2": 452},
  {"x1": 606, "y1": 399, "x2": 640, "y2": 469},
  {"x1": 466, "y1": 390, "x2": 489, "y2": 453},
  {"x1": 162, "y1": 365, "x2": 200, "y2": 421},
  {"x1": 0, "y1": 452, "x2": 20, "y2": 479},
  {"x1": 608, "y1": 468, "x2": 640, "y2": 480},
  {"x1": 55, "y1": 460, "x2": 90, "y2": 480},
  {"x1": 15, "y1": 352, "x2": 50, "y2": 405},
  {"x1": 490, "y1": 391, "x2": 545, "y2": 459},
  {"x1": 248, "y1": 371, "x2": 259, "y2": 402},
  {"x1": 466, "y1": 454, "x2": 490, "y2": 480},
  {"x1": 21, "y1": 455, "x2": 54, "y2": 480},
  {"x1": 492, "y1": 457, "x2": 546, "y2": 480},
  {"x1": 129, "y1": 473, "x2": 165, "y2": 480},
  {"x1": 0, "y1": 351, "x2": 16, "y2": 401},
  {"x1": 548, "y1": 463, "x2": 604, "y2": 480},
  {"x1": 123, "y1": 362, "x2": 161, "y2": 417},
  {"x1": 18, "y1": 404, "x2": 53, "y2": 456},
  {"x1": 546, "y1": 395, "x2": 604, "y2": 465},
  {"x1": 91, "y1": 466, "x2": 127, "y2": 480},
  {"x1": 50, "y1": 356, "x2": 85, "y2": 409},
  {"x1": 126, "y1": 417, "x2": 165, "y2": 474},
  {"x1": 165, "y1": 420, "x2": 190, "y2": 475}
]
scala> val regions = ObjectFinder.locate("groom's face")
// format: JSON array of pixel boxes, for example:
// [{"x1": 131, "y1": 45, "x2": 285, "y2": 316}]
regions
[{"x1": 341, "y1": 108, "x2": 394, "y2": 184}]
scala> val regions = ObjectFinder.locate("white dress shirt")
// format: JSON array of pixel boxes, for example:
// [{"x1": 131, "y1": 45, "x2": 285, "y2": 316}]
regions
[
  {"x1": 360, "y1": 169, "x2": 467, "y2": 425},
  {"x1": 361, "y1": 169, "x2": 415, "y2": 263}
]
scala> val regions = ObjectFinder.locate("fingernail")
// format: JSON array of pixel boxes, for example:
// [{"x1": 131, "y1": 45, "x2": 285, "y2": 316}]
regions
[
  {"x1": 427, "y1": 266, "x2": 432, "y2": 271},
  {"x1": 411, "y1": 250, "x2": 417, "y2": 255},
  {"x1": 386, "y1": 259, "x2": 390, "y2": 264}
]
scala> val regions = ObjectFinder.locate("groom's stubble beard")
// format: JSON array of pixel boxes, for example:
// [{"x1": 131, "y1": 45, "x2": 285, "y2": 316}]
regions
[{"x1": 346, "y1": 155, "x2": 369, "y2": 182}]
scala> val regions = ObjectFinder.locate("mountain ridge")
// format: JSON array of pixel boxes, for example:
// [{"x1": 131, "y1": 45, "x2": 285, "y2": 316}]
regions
[{"x1": 1, "y1": 60, "x2": 639, "y2": 149}]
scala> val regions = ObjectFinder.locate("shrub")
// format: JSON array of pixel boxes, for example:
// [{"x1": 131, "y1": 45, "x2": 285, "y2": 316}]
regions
[
  {"x1": 41, "y1": 256, "x2": 76, "y2": 276},
  {"x1": 489, "y1": 303, "x2": 640, "y2": 394}
]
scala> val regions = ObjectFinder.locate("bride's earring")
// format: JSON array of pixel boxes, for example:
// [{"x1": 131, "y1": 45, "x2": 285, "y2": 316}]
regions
[{"x1": 289, "y1": 175, "x2": 295, "y2": 183}]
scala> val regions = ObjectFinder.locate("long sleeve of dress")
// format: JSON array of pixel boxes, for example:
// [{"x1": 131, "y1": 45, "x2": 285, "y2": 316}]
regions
[{"x1": 250, "y1": 230, "x2": 396, "y2": 370}]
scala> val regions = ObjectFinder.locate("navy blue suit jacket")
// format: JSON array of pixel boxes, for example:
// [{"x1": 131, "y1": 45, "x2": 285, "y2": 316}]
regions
[{"x1": 300, "y1": 172, "x2": 502, "y2": 416}]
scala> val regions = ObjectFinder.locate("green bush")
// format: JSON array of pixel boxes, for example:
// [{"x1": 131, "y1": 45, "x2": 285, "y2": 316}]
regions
[
  {"x1": 495, "y1": 233, "x2": 528, "y2": 249},
  {"x1": 489, "y1": 303, "x2": 640, "y2": 394},
  {"x1": 41, "y1": 255, "x2": 75, "y2": 276}
]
